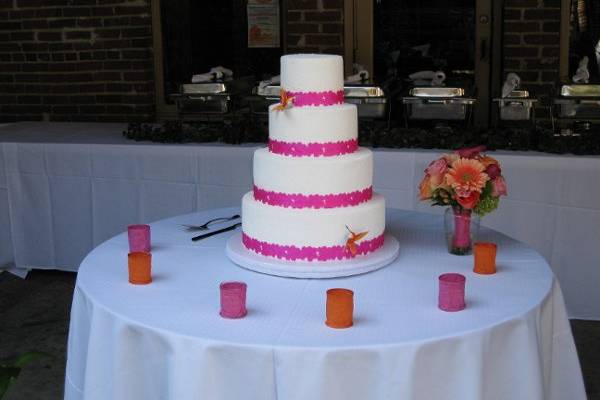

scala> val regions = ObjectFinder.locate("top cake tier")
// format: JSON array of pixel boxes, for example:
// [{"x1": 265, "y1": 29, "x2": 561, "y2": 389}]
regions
[{"x1": 281, "y1": 54, "x2": 344, "y2": 94}]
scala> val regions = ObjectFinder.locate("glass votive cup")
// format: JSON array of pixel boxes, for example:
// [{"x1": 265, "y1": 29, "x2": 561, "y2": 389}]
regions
[
  {"x1": 220, "y1": 282, "x2": 247, "y2": 319},
  {"x1": 128, "y1": 224, "x2": 151, "y2": 253},
  {"x1": 128, "y1": 252, "x2": 152, "y2": 285},
  {"x1": 438, "y1": 273, "x2": 466, "y2": 312},
  {"x1": 474, "y1": 242, "x2": 497, "y2": 275},
  {"x1": 325, "y1": 288, "x2": 354, "y2": 329}
]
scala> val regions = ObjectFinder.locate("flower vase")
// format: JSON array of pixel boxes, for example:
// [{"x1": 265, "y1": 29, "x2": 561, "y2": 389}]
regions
[{"x1": 444, "y1": 207, "x2": 480, "y2": 255}]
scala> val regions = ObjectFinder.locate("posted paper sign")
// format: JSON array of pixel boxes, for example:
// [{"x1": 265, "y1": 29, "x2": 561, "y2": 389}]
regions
[{"x1": 247, "y1": 0, "x2": 280, "y2": 48}]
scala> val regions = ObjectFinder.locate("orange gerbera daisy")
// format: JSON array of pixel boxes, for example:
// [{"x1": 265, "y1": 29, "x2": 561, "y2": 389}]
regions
[{"x1": 445, "y1": 158, "x2": 489, "y2": 193}]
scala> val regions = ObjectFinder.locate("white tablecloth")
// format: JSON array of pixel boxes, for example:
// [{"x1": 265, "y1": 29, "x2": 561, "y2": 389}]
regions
[
  {"x1": 65, "y1": 208, "x2": 586, "y2": 400},
  {"x1": 1, "y1": 122, "x2": 599, "y2": 319}
]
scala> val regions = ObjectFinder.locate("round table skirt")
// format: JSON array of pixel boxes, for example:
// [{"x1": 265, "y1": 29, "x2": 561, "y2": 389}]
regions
[{"x1": 64, "y1": 208, "x2": 586, "y2": 400}]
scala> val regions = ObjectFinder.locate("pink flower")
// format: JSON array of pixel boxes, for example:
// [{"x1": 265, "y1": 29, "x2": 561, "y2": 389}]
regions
[
  {"x1": 485, "y1": 163, "x2": 501, "y2": 179},
  {"x1": 425, "y1": 158, "x2": 448, "y2": 185},
  {"x1": 456, "y1": 145, "x2": 486, "y2": 159},
  {"x1": 491, "y1": 176, "x2": 508, "y2": 197}
]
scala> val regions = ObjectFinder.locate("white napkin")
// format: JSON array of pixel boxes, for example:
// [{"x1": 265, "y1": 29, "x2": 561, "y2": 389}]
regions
[
  {"x1": 595, "y1": 39, "x2": 600, "y2": 75},
  {"x1": 408, "y1": 70, "x2": 445, "y2": 86},
  {"x1": 572, "y1": 56, "x2": 590, "y2": 83},
  {"x1": 345, "y1": 70, "x2": 370, "y2": 83},
  {"x1": 430, "y1": 71, "x2": 446, "y2": 86},
  {"x1": 502, "y1": 72, "x2": 521, "y2": 98},
  {"x1": 210, "y1": 66, "x2": 233, "y2": 77},
  {"x1": 258, "y1": 75, "x2": 280, "y2": 90}
]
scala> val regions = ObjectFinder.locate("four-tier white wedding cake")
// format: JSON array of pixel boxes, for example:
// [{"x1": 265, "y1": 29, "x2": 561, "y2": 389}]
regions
[{"x1": 240, "y1": 54, "x2": 386, "y2": 262}]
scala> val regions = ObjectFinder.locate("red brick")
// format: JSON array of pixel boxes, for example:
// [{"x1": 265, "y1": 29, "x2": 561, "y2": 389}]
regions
[
  {"x1": 304, "y1": 10, "x2": 342, "y2": 22},
  {"x1": 287, "y1": 0, "x2": 318, "y2": 11},
  {"x1": 504, "y1": 46, "x2": 539, "y2": 57},
  {"x1": 287, "y1": 11, "x2": 302, "y2": 22},
  {"x1": 541, "y1": 46, "x2": 559, "y2": 57},
  {"x1": 523, "y1": 34, "x2": 558, "y2": 45},
  {"x1": 523, "y1": 9, "x2": 560, "y2": 20},
  {"x1": 542, "y1": 21, "x2": 559, "y2": 32},
  {"x1": 505, "y1": 21, "x2": 540, "y2": 33},
  {"x1": 322, "y1": 23, "x2": 343, "y2": 33},
  {"x1": 503, "y1": 34, "x2": 521, "y2": 45},
  {"x1": 287, "y1": 23, "x2": 319, "y2": 34},
  {"x1": 322, "y1": 0, "x2": 343, "y2": 8},
  {"x1": 504, "y1": 0, "x2": 538, "y2": 6},
  {"x1": 305, "y1": 34, "x2": 340, "y2": 45}
]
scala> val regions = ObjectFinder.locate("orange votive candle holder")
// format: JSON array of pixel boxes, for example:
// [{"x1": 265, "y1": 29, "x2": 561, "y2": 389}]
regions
[
  {"x1": 473, "y1": 242, "x2": 497, "y2": 275},
  {"x1": 325, "y1": 288, "x2": 354, "y2": 329},
  {"x1": 128, "y1": 252, "x2": 152, "y2": 284}
]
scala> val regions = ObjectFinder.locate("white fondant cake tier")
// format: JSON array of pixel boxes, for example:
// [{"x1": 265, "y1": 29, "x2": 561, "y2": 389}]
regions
[
  {"x1": 281, "y1": 54, "x2": 344, "y2": 93},
  {"x1": 268, "y1": 103, "x2": 357, "y2": 145},
  {"x1": 253, "y1": 147, "x2": 372, "y2": 195},
  {"x1": 242, "y1": 192, "x2": 386, "y2": 247}
]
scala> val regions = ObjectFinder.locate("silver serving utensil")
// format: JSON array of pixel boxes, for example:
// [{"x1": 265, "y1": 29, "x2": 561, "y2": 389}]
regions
[
  {"x1": 191, "y1": 222, "x2": 241, "y2": 241},
  {"x1": 181, "y1": 214, "x2": 240, "y2": 231}
]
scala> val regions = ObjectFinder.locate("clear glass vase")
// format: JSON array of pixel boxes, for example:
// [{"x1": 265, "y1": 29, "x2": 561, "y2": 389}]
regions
[{"x1": 444, "y1": 207, "x2": 480, "y2": 255}]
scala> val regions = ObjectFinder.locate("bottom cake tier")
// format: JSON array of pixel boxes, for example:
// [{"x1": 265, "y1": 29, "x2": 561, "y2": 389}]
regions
[{"x1": 241, "y1": 192, "x2": 386, "y2": 261}]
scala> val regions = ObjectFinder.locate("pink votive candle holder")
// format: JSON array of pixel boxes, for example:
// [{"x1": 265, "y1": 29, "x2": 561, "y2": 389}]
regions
[
  {"x1": 128, "y1": 224, "x2": 151, "y2": 253},
  {"x1": 438, "y1": 273, "x2": 466, "y2": 312},
  {"x1": 220, "y1": 281, "x2": 247, "y2": 319}
]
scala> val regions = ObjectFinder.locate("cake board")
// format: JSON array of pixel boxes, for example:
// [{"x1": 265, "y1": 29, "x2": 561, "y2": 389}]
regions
[{"x1": 226, "y1": 232, "x2": 399, "y2": 278}]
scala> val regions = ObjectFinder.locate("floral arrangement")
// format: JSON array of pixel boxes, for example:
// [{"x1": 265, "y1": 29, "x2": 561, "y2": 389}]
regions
[
  {"x1": 419, "y1": 146, "x2": 508, "y2": 255},
  {"x1": 419, "y1": 145, "x2": 507, "y2": 215}
]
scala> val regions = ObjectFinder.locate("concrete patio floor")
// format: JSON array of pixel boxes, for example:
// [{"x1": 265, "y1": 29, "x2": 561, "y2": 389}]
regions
[{"x1": 0, "y1": 270, "x2": 599, "y2": 400}]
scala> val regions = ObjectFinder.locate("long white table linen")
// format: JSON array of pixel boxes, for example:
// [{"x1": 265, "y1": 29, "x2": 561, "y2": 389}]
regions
[
  {"x1": 1, "y1": 122, "x2": 599, "y2": 319},
  {"x1": 64, "y1": 208, "x2": 585, "y2": 400}
]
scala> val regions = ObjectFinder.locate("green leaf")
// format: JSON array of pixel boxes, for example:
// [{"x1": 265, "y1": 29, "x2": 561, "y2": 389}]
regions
[
  {"x1": 12, "y1": 351, "x2": 49, "y2": 368},
  {"x1": 0, "y1": 366, "x2": 21, "y2": 399}
]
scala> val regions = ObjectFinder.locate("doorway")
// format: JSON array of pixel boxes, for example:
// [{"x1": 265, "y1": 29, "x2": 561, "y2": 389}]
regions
[{"x1": 345, "y1": 0, "x2": 501, "y2": 128}]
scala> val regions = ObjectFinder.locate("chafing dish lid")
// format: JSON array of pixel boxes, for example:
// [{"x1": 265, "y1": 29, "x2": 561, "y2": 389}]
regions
[
  {"x1": 409, "y1": 87, "x2": 465, "y2": 98},
  {"x1": 180, "y1": 83, "x2": 228, "y2": 94},
  {"x1": 560, "y1": 84, "x2": 600, "y2": 97}
]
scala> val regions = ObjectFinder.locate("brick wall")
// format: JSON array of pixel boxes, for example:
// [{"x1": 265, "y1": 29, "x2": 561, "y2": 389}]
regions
[
  {"x1": 286, "y1": 0, "x2": 344, "y2": 55},
  {"x1": 503, "y1": 0, "x2": 561, "y2": 100},
  {"x1": 0, "y1": 0, "x2": 154, "y2": 123}
]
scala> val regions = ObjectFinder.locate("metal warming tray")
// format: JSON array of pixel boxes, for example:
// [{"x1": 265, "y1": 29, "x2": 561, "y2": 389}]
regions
[
  {"x1": 249, "y1": 84, "x2": 389, "y2": 119},
  {"x1": 248, "y1": 84, "x2": 281, "y2": 116},
  {"x1": 493, "y1": 90, "x2": 537, "y2": 121},
  {"x1": 344, "y1": 85, "x2": 388, "y2": 119},
  {"x1": 554, "y1": 84, "x2": 600, "y2": 119},
  {"x1": 402, "y1": 87, "x2": 475, "y2": 120},
  {"x1": 170, "y1": 77, "x2": 253, "y2": 118}
]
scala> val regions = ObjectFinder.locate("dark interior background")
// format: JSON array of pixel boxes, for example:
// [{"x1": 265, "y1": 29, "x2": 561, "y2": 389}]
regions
[
  {"x1": 160, "y1": 0, "x2": 283, "y2": 97},
  {"x1": 373, "y1": 0, "x2": 475, "y2": 85}
]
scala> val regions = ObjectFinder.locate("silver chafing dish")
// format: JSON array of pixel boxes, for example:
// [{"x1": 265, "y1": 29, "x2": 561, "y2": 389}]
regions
[
  {"x1": 248, "y1": 84, "x2": 280, "y2": 117},
  {"x1": 170, "y1": 77, "x2": 253, "y2": 120},
  {"x1": 344, "y1": 84, "x2": 388, "y2": 119},
  {"x1": 493, "y1": 90, "x2": 537, "y2": 121},
  {"x1": 554, "y1": 84, "x2": 600, "y2": 119},
  {"x1": 402, "y1": 87, "x2": 476, "y2": 121},
  {"x1": 249, "y1": 84, "x2": 388, "y2": 119}
]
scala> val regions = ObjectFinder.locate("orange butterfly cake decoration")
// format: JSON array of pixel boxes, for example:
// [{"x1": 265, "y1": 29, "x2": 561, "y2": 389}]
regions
[
  {"x1": 274, "y1": 89, "x2": 294, "y2": 111},
  {"x1": 345, "y1": 225, "x2": 369, "y2": 256}
]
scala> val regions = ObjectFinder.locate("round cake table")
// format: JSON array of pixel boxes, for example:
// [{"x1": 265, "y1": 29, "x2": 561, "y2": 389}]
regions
[{"x1": 64, "y1": 208, "x2": 586, "y2": 400}]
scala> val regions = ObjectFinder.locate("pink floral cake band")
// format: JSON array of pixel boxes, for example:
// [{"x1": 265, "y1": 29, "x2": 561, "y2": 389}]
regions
[
  {"x1": 285, "y1": 89, "x2": 345, "y2": 107},
  {"x1": 269, "y1": 139, "x2": 358, "y2": 157},
  {"x1": 253, "y1": 185, "x2": 372, "y2": 209},
  {"x1": 242, "y1": 232, "x2": 385, "y2": 261}
]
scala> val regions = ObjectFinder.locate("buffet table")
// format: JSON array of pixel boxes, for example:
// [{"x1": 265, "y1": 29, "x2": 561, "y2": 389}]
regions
[
  {"x1": 1, "y1": 122, "x2": 599, "y2": 319},
  {"x1": 64, "y1": 207, "x2": 586, "y2": 400}
]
